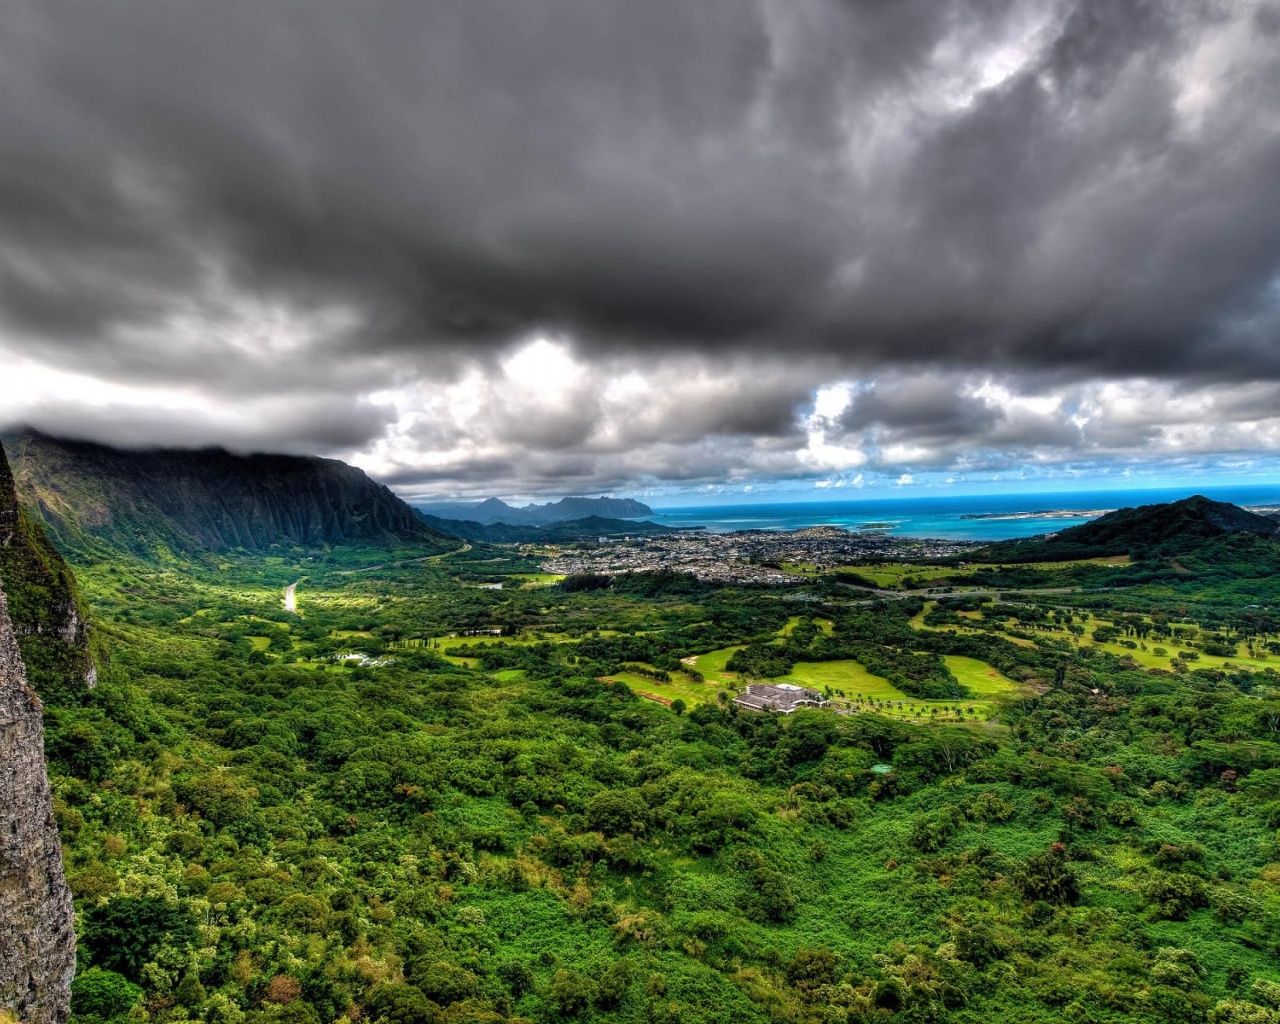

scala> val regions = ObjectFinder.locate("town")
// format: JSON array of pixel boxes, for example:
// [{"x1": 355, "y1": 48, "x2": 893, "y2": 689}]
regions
[{"x1": 536, "y1": 525, "x2": 979, "y2": 584}]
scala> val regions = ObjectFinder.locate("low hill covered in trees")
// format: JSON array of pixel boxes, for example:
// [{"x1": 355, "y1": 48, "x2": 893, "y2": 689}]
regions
[{"x1": 977, "y1": 495, "x2": 1279, "y2": 563}]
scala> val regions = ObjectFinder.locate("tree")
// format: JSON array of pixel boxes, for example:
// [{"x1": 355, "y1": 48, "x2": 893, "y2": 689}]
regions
[
  {"x1": 82, "y1": 897, "x2": 196, "y2": 982},
  {"x1": 585, "y1": 788, "x2": 651, "y2": 836},
  {"x1": 497, "y1": 961, "x2": 535, "y2": 998},
  {"x1": 175, "y1": 971, "x2": 207, "y2": 1007},
  {"x1": 550, "y1": 970, "x2": 596, "y2": 1016},
  {"x1": 70, "y1": 968, "x2": 143, "y2": 1021},
  {"x1": 364, "y1": 983, "x2": 435, "y2": 1024},
  {"x1": 595, "y1": 960, "x2": 632, "y2": 1009},
  {"x1": 787, "y1": 948, "x2": 837, "y2": 989},
  {"x1": 1018, "y1": 846, "x2": 1079, "y2": 906}
]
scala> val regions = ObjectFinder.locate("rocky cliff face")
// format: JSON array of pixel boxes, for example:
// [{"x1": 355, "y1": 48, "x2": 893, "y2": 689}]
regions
[
  {"x1": 5, "y1": 430, "x2": 453, "y2": 558},
  {"x1": 0, "y1": 442, "x2": 79, "y2": 1023},
  {"x1": 0, "y1": 572, "x2": 75, "y2": 1024}
]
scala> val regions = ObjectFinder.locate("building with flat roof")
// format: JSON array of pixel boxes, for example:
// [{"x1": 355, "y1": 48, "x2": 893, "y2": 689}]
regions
[{"x1": 732, "y1": 682, "x2": 828, "y2": 714}]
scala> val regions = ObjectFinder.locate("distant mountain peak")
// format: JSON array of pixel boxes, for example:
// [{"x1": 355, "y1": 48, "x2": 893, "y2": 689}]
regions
[{"x1": 416, "y1": 494, "x2": 652, "y2": 526}]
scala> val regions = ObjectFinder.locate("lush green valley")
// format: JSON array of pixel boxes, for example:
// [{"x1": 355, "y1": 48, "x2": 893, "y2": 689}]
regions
[{"x1": 27, "y1": 495, "x2": 1280, "y2": 1024}]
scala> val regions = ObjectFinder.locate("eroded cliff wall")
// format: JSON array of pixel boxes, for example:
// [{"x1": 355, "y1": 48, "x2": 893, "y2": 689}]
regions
[
  {"x1": 4, "y1": 429, "x2": 452, "y2": 558},
  {"x1": 0, "y1": 573, "x2": 75, "y2": 1024}
]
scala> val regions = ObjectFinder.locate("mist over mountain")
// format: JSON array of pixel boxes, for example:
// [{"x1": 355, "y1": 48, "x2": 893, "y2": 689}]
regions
[
  {"x1": 416, "y1": 495, "x2": 653, "y2": 526},
  {"x1": 3, "y1": 431, "x2": 453, "y2": 559}
]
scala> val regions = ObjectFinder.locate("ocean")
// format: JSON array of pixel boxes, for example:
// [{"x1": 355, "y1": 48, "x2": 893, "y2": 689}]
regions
[{"x1": 649, "y1": 485, "x2": 1280, "y2": 542}]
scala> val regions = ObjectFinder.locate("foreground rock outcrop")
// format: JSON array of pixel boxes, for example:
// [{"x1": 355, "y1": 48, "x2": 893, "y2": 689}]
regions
[{"x1": 0, "y1": 573, "x2": 75, "y2": 1023}]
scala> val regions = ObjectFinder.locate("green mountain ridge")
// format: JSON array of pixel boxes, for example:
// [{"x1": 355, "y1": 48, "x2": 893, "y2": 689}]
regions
[
  {"x1": 0, "y1": 438, "x2": 96, "y2": 696},
  {"x1": 976, "y1": 494, "x2": 1280, "y2": 563},
  {"x1": 3, "y1": 431, "x2": 454, "y2": 560}
]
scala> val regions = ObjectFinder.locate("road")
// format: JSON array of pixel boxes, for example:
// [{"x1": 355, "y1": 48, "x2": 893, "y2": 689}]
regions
[
  {"x1": 283, "y1": 581, "x2": 298, "y2": 613},
  {"x1": 335, "y1": 542, "x2": 472, "y2": 575}
]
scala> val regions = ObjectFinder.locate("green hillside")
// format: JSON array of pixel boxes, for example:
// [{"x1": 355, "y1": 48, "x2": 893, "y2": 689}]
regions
[
  {"x1": 0, "y1": 440, "x2": 96, "y2": 696},
  {"x1": 4, "y1": 431, "x2": 456, "y2": 560},
  {"x1": 978, "y1": 494, "x2": 1279, "y2": 563}
]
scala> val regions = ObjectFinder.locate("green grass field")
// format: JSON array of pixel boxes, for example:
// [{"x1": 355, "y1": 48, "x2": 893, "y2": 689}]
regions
[
  {"x1": 835, "y1": 564, "x2": 965, "y2": 588},
  {"x1": 492, "y1": 668, "x2": 526, "y2": 682},
  {"x1": 780, "y1": 615, "x2": 833, "y2": 636},
  {"x1": 1035, "y1": 612, "x2": 1277, "y2": 672},
  {"x1": 834, "y1": 554, "x2": 1130, "y2": 590},
  {"x1": 683, "y1": 638, "x2": 1017, "y2": 722},
  {"x1": 773, "y1": 657, "x2": 1016, "y2": 722},
  {"x1": 780, "y1": 659, "x2": 900, "y2": 697},
  {"x1": 507, "y1": 573, "x2": 566, "y2": 587},
  {"x1": 602, "y1": 669, "x2": 728, "y2": 707},
  {"x1": 687, "y1": 645, "x2": 744, "y2": 686},
  {"x1": 943, "y1": 654, "x2": 1019, "y2": 695}
]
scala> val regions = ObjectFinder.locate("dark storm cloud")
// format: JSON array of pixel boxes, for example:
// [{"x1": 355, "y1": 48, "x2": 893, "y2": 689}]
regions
[
  {"x1": 4, "y1": 0, "x2": 1277, "y2": 382},
  {"x1": 3, "y1": 0, "x2": 1280, "y2": 493},
  {"x1": 842, "y1": 377, "x2": 1001, "y2": 441}
]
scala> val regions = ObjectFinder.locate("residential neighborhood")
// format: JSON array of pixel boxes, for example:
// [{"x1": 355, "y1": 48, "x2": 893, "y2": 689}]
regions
[{"x1": 539, "y1": 526, "x2": 976, "y2": 585}]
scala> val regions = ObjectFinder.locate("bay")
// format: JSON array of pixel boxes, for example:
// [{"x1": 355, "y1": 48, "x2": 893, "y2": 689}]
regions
[{"x1": 649, "y1": 485, "x2": 1280, "y2": 541}]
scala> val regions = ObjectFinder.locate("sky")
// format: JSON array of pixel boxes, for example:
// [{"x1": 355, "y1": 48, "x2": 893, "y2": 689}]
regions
[{"x1": 2, "y1": 0, "x2": 1280, "y2": 504}]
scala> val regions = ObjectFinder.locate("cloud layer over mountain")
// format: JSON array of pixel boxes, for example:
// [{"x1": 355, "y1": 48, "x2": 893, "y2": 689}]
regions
[{"x1": 2, "y1": 0, "x2": 1279, "y2": 496}]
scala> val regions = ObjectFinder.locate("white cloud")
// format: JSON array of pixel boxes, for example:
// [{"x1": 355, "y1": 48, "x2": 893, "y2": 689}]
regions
[
  {"x1": 14, "y1": 328, "x2": 1280, "y2": 498},
  {"x1": 812, "y1": 382, "x2": 854, "y2": 422}
]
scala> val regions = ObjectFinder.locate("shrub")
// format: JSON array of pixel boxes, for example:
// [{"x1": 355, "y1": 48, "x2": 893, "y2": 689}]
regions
[
  {"x1": 70, "y1": 968, "x2": 143, "y2": 1021},
  {"x1": 1017, "y1": 846, "x2": 1079, "y2": 906},
  {"x1": 549, "y1": 970, "x2": 597, "y2": 1016},
  {"x1": 364, "y1": 983, "x2": 435, "y2": 1024},
  {"x1": 585, "y1": 788, "x2": 651, "y2": 837}
]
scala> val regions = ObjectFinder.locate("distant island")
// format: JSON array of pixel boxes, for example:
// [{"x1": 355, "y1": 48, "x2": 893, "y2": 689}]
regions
[{"x1": 959, "y1": 508, "x2": 1114, "y2": 521}]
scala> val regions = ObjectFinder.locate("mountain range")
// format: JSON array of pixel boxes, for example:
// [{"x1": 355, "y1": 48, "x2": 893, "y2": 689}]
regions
[
  {"x1": 3, "y1": 430, "x2": 451, "y2": 558},
  {"x1": 15, "y1": 429, "x2": 1277, "y2": 570},
  {"x1": 415, "y1": 494, "x2": 654, "y2": 526},
  {"x1": 1, "y1": 431, "x2": 674, "y2": 558},
  {"x1": 414, "y1": 511, "x2": 680, "y2": 544}
]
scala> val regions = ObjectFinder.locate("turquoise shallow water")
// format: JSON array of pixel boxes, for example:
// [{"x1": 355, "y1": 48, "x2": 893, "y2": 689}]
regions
[{"x1": 650, "y1": 485, "x2": 1280, "y2": 541}]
